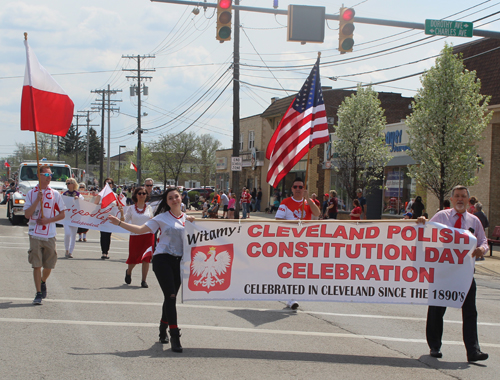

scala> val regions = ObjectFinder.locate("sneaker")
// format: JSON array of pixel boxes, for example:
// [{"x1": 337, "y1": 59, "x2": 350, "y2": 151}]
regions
[
  {"x1": 141, "y1": 281, "x2": 149, "y2": 288},
  {"x1": 41, "y1": 282, "x2": 47, "y2": 299},
  {"x1": 32, "y1": 292, "x2": 42, "y2": 305},
  {"x1": 286, "y1": 300, "x2": 299, "y2": 310}
]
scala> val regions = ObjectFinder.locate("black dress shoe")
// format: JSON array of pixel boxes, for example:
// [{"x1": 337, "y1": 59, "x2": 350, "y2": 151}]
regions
[
  {"x1": 430, "y1": 349, "x2": 443, "y2": 358},
  {"x1": 125, "y1": 270, "x2": 131, "y2": 285},
  {"x1": 468, "y1": 351, "x2": 488, "y2": 362}
]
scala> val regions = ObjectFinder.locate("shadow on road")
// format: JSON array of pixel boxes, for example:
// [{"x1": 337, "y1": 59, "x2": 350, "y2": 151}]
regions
[
  {"x1": 229, "y1": 308, "x2": 296, "y2": 327},
  {"x1": 69, "y1": 346, "x2": 473, "y2": 369}
]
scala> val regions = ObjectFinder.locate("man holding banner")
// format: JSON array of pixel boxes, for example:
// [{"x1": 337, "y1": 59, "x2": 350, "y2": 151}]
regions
[
  {"x1": 276, "y1": 177, "x2": 320, "y2": 309},
  {"x1": 418, "y1": 185, "x2": 488, "y2": 362}
]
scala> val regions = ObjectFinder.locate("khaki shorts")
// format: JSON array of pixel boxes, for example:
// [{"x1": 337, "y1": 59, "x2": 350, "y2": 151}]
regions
[{"x1": 28, "y1": 236, "x2": 58, "y2": 269}]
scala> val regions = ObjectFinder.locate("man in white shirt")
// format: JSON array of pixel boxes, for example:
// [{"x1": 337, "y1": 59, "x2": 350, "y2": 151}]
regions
[{"x1": 23, "y1": 166, "x2": 66, "y2": 305}]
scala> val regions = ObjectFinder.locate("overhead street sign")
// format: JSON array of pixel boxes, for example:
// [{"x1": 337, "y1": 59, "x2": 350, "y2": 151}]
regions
[{"x1": 425, "y1": 19, "x2": 473, "y2": 38}]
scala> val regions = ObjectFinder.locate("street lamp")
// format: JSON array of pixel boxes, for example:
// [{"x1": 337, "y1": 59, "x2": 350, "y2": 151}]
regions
[{"x1": 118, "y1": 145, "x2": 126, "y2": 185}]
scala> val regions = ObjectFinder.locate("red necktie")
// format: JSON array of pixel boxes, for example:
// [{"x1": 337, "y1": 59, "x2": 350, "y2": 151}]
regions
[{"x1": 454, "y1": 213, "x2": 463, "y2": 229}]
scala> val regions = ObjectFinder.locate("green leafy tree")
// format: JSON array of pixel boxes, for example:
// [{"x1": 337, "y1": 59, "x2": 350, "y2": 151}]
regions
[
  {"x1": 406, "y1": 44, "x2": 492, "y2": 209},
  {"x1": 86, "y1": 127, "x2": 103, "y2": 165},
  {"x1": 333, "y1": 84, "x2": 390, "y2": 201}
]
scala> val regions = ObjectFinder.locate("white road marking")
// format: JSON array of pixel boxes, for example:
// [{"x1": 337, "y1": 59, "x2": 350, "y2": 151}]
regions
[
  {"x1": 1, "y1": 296, "x2": 500, "y2": 327},
  {"x1": 0, "y1": 316, "x2": 499, "y2": 348}
]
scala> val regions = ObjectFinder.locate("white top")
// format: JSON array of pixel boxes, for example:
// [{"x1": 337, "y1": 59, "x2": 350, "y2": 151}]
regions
[
  {"x1": 24, "y1": 185, "x2": 65, "y2": 238},
  {"x1": 124, "y1": 204, "x2": 154, "y2": 235},
  {"x1": 221, "y1": 193, "x2": 229, "y2": 206},
  {"x1": 145, "y1": 211, "x2": 186, "y2": 257}
]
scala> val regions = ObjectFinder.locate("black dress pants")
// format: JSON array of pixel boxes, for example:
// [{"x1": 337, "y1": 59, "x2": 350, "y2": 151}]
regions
[
  {"x1": 100, "y1": 231, "x2": 111, "y2": 254},
  {"x1": 426, "y1": 278, "x2": 480, "y2": 355}
]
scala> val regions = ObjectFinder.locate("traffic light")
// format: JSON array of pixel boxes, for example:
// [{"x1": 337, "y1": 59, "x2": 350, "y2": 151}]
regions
[
  {"x1": 216, "y1": 0, "x2": 232, "y2": 43},
  {"x1": 338, "y1": 7, "x2": 355, "y2": 53}
]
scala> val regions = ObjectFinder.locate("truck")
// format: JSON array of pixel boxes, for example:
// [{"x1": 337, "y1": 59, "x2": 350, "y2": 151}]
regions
[{"x1": 7, "y1": 161, "x2": 71, "y2": 225}]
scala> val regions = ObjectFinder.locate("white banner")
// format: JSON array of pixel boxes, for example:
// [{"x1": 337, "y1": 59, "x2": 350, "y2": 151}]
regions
[
  {"x1": 61, "y1": 197, "x2": 126, "y2": 233},
  {"x1": 182, "y1": 220, "x2": 477, "y2": 308}
]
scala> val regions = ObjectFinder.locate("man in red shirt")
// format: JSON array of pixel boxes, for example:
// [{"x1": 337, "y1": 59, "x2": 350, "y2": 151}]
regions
[{"x1": 275, "y1": 178, "x2": 320, "y2": 309}]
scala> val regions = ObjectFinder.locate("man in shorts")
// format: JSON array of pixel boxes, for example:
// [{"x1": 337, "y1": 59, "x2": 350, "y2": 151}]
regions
[{"x1": 24, "y1": 166, "x2": 66, "y2": 305}]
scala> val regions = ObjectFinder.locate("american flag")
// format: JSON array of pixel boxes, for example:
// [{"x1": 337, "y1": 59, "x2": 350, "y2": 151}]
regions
[{"x1": 266, "y1": 57, "x2": 329, "y2": 188}]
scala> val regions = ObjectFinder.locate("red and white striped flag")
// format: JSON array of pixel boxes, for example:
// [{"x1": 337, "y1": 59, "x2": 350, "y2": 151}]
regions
[
  {"x1": 141, "y1": 247, "x2": 153, "y2": 262},
  {"x1": 130, "y1": 161, "x2": 137, "y2": 172},
  {"x1": 21, "y1": 38, "x2": 74, "y2": 137},
  {"x1": 266, "y1": 57, "x2": 329, "y2": 188},
  {"x1": 117, "y1": 192, "x2": 127, "y2": 207},
  {"x1": 4, "y1": 161, "x2": 10, "y2": 168},
  {"x1": 98, "y1": 183, "x2": 116, "y2": 209}
]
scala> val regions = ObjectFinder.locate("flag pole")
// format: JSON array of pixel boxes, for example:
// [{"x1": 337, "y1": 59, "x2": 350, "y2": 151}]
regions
[
  {"x1": 300, "y1": 51, "x2": 322, "y2": 220},
  {"x1": 25, "y1": 32, "x2": 44, "y2": 218}
]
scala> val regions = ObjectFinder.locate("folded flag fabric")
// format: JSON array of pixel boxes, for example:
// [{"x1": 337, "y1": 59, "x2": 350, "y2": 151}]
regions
[
  {"x1": 98, "y1": 183, "x2": 116, "y2": 209},
  {"x1": 130, "y1": 161, "x2": 137, "y2": 172},
  {"x1": 21, "y1": 39, "x2": 74, "y2": 137}
]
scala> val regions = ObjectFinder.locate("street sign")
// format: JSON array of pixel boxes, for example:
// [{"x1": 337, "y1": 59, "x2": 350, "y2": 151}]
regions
[
  {"x1": 425, "y1": 19, "x2": 473, "y2": 38},
  {"x1": 231, "y1": 156, "x2": 242, "y2": 171}
]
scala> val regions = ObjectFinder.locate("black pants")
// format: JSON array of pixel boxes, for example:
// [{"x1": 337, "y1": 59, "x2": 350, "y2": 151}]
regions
[
  {"x1": 153, "y1": 253, "x2": 182, "y2": 326},
  {"x1": 100, "y1": 231, "x2": 111, "y2": 254},
  {"x1": 426, "y1": 278, "x2": 480, "y2": 355}
]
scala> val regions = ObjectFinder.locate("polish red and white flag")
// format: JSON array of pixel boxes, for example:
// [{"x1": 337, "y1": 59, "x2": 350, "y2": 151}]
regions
[
  {"x1": 117, "y1": 192, "x2": 127, "y2": 207},
  {"x1": 98, "y1": 183, "x2": 117, "y2": 209},
  {"x1": 141, "y1": 247, "x2": 153, "y2": 262},
  {"x1": 4, "y1": 161, "x2": 10, "y2": 168},
  {"x1": 21, "y1": 39, "x2": 74, "y2": 137},
  {"x1": 130, "y1": 161, "x2": 138, "y2": 172}
]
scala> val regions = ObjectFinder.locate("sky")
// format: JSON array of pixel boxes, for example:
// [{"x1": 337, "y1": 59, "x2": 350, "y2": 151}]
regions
[{"x1": 1, "y1": 0, "x2": 499, "y2": 161}]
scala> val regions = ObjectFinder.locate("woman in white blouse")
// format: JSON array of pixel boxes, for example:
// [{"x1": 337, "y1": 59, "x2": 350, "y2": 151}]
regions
[{"x1": 123, "y1": 186, "x2": 155, "y2": 288}]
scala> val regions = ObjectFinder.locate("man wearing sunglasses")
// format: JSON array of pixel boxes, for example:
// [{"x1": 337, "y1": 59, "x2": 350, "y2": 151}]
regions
[
  {"x1": 275, "y1": 177, "x2": 320, "y2": 309},
  {"x1": 23, "y1": 166, "x2": 66, "y2": 305}
]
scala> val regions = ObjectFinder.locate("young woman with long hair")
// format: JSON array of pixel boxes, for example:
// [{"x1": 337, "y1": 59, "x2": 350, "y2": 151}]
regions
[{"x1": 108, "y1": 187, "x2": 194, "y2": 353}]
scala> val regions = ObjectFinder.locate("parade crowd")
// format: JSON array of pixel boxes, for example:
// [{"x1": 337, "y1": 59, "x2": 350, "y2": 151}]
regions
[{"x1": 12, "y1": 167, "x2": 489, "y2": 361}]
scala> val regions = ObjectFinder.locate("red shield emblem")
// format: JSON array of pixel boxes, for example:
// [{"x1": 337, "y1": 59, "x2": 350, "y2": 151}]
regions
[{"x1": 188, "y1": 244, "x2": 233, "y2": 293}]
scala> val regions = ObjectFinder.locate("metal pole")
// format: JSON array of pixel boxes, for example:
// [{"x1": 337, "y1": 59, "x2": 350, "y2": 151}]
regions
[
  {"x1": 231, "y1": 0, "x2": 241, "y2": 219},
  {"x1": 100, "y1": 92, "x2": 105, "y2": 187}
]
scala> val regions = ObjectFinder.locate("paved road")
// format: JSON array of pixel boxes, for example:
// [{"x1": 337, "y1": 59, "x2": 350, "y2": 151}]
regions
[{"x1": 0, "y1": 205, "x2": 499, "y2": 380}]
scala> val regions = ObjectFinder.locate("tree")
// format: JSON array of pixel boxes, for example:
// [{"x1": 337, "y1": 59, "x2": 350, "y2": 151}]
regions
[
  {"x1": 58, "y1": 124, "x2": 83, "y2": 156},
  {"x1": 196, "y1": 134, "x2": 221, "y2": 186},
  {"x1": 86, "y1": 127, "x2": 103, "y2": 165},
  {"x1": 333, "y1": 84, "x2": 390, "y2": 201},
  {"x1": 406, "y1": 44, "x2": 492, "y2": 209},
  {"x1": 152, "y1": 132, "x2": 197, "y2": 189}
]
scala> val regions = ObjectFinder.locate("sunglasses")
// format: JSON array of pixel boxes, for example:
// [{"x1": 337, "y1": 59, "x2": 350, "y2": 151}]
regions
[
  {"x1": 145, "y1": 184, "x2": 153, "y2": 187},
  {"x1": 79, "y1": 187, "x2": 85, "y2": 189},
  {"x1": 293, "y1": 185, "x2": 303, "y2": 189},
  {"x1": 137, "y1": 192, "x2": 147, "y2": 195},
  {"x1": 41, "y1": 173, "x2": 53, "y2": 178},
  {"x1": 66, "y1": 182, "x2": 72, "y2": 185}
]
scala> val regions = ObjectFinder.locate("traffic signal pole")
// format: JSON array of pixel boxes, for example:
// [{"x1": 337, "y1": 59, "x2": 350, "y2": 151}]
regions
[
  {"x1": 232, "y1": 0, "x2": 241, "y2": 218},
  {"x1": 151, "y1": 0, "x2": 500, "y2": 39}
]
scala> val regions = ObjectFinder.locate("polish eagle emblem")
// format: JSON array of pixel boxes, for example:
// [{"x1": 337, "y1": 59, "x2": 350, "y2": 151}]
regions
[{"x1": 190, "y1": 246, "x2": 232, "y2": 291}]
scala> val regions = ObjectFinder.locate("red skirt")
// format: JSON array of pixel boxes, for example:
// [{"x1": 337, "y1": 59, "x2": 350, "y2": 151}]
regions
[{"x1": 127, "y1": 233, "x2": 155, "y2": 264}]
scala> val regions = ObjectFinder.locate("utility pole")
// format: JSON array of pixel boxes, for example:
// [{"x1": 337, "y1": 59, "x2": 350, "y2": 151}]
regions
[
  {"x1": 72, "y1": 114, "x2": 87, "y2": 169},
  {"x1": 122, "y1": 54, "x2": 155, "y2": 185},
  {"x1": 77, "y1": 110, "x2": 99, "y2": 185},
  {"x1": 232, "y1": 0, "x2": 241, "y2": 218},
  {"x1": 91, "y1": 87, "x2": 122, "y2": 187}
]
